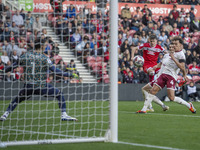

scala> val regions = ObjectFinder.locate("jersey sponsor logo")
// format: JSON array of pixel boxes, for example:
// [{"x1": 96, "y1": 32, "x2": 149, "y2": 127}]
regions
[{"x1": 147, "y1": 50, "x2": 155, "y2": 55}]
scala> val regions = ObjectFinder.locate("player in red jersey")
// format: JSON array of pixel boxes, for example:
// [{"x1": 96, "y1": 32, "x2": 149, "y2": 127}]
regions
[
  {"x1": 132, "y1": 34, "x2": 165, "y2": 111},
  {"x1": 132, "y1": 34, "x2": 165, "y2": 82}
]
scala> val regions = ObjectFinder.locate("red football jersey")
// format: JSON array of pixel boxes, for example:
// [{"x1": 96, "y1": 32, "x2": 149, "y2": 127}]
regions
[{"x1": 138, "y1": 43, "x2": 165, "y2": 67}]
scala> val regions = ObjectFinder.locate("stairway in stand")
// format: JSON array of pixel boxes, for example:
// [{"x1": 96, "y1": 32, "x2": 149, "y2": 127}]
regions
[{"x1": 42, "y1": 25, "x2": 97, "y2": 83}]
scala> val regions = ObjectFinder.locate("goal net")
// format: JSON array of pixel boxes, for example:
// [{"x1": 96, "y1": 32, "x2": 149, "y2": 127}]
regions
[{"x1": 0, "y1": 0, "x2": 118, "y2": 146}]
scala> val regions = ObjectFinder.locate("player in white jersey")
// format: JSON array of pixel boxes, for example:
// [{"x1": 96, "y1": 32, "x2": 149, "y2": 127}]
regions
[{"x1": 142, "y1": 36, "x2": 196, "y2": 113}]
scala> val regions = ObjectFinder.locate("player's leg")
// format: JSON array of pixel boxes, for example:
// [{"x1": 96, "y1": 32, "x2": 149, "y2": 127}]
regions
[
  {"x1": 168, "y1": 90, "x2": 196, "y2": 113},
  {"x1": 41, "y1": 84, "x2": 78, "y2": 121},
  {"x1": 137, "y1": 84, "x2": 161, "y2": 113},
  {"x1": 0, "y1": 86, "x2": 33, "y2": 121},
  {"x1": 147, "y1": 68, "x2": 155, "y2": 82},
  {"x1": 140, "y1": 82, "x2": 169, "y2": 113},
  {"x1": 166, "y1": 78, "x2": 196, "y2": 113}
]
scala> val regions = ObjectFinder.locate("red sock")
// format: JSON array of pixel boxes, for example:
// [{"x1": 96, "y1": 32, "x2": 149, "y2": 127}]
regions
[{"x1": 149, "y1": 74, "x2": 154, "y2": 82}]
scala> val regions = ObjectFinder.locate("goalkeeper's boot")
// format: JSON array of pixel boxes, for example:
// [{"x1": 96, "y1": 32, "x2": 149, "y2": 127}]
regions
[
  {"x1": 146, "y1": 107, "x2": 154, "y2": 112},
  {"x1": 189, "y1": 102, "x2": 196, "y2": 114},
  {"x1": 162, "y1": 105, "x2": 169, "y2": 111},
  {"x1": 0, "y1": 111, "x2": 9, "y2": 121},
  {"x1": 61, "y1": 112, "x2": 78, "y2": 121},
  {"x1": 136, "y1": 110, "x2": 146, "y2": 114}
]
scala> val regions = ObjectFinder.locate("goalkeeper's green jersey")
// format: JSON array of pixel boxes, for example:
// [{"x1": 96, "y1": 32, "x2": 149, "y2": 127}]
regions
[{"x1": 20, "y1": 52, "x2": 51, "y2": 88}]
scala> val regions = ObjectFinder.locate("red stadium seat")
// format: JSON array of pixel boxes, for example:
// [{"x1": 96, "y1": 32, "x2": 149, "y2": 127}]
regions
[
  {"x1": 128, "y1": 30, "x2": 136, "y2": 37},
  {"x1": 192, "y1": 37, "x2": 199, "y2": 43},
  {"x1": 193, "y1": 32, "x2": 200, "y2": 37},
  {"x1": 96, "y1": 56, "x2": 103, "y2": 62},
  {"x1": 87, "y1": 56, "x2": 96, "y2": 67},
  {"x1": 103, "y1": 74, "x2": 110, "y2": 83},
  {"x1": 192, "y1": 76, "x2": 200, "y2": 83}
]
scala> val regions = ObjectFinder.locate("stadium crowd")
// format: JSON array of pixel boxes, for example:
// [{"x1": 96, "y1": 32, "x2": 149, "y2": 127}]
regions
[
  {"x1": 0, "y1": 0, "x2": 199, "y2": 85},
  {"x1": 0, "y1": 1, "x2": 81, "y2": 83}
]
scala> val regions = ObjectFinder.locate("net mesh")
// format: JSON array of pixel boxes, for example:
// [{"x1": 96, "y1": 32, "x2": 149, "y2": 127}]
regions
[{"x1": 0, "y1": 0, "x2": 110, "y2": 144}]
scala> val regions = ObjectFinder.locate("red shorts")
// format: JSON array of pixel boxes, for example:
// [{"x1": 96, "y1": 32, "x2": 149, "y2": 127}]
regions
[{"x1": 154, "y1": 73, "x2": 176, "y2": 90}]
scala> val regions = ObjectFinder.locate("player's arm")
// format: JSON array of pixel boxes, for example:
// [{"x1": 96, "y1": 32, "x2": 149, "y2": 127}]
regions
[
  {"x1": 153, "y1": 62, "x2": 162, "y2": 70},
  {"x1": 169, "y1": 53, "x2": 188, "y2": 81}
]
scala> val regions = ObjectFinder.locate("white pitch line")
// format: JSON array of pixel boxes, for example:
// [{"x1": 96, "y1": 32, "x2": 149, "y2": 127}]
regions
[
  {"x1": 118, "y1": 141, "x2": 185, "y2": 150},
  {"x1": 0, "y1": 127, "x2": 78, "y2": 138},
  {"x1": 119, "y1": 111, "x2": 200, "y2": 118}
]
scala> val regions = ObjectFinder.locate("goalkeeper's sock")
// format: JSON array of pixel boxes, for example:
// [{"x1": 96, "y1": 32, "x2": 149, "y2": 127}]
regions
[
  {"x1": 57, "y1": 94, "x2": 66, "y2": 112},
  {"x1": 6, "y1": 97, "x2": 21, "y2": 112},
  {"x1": 174, "y1": 97, "x2": 190, "y2": 108},
  {"x1": 61, "y1": 112, "x2": 68, "y2": 117}
]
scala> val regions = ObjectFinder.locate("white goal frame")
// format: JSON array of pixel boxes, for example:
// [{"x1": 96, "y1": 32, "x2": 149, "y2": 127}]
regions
[{"x1": 0, "y1": 0, "x2": 118, "y2": 146}]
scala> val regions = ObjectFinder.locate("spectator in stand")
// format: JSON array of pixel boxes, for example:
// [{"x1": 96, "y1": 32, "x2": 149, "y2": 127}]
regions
[
  {"x1": 191, "y1": 0, "x2": 198, "y2": 5},
  {"x1": 163, "y1": 21, "x2": 173, "y2": 34},
  {"x1": 190, "y1": 17, "x2": 200, "y2": 32},
  {"x1": 189, "y1": 8, "x2": 195, "y2": 21},
  {"x1": 24, "y1": 18, "x2": 32, "y2": 33},
  {"x1": 193, "y1": 50, "x2": 200, "y2": 64},
  {"x1": 130, "y1": 15, "x2": 141, "y2": 31},
  {"x1": 132, "y1": 34, "x2": 139, "y2": 46},
  {"x1": 141, "y1": 31, "x2": 148, "y2": 43},
  {"x1": 177, "y1": 0, "x2": 185, "y2": 4},
  {"x1": 141, "y1": 4, "x2": 152, "y2": 16},
  {"x1": 96, "y1": 0, "x2": 107, "y2": 17},
  {"x1": 121, "y1": 4, "x2": 131, "y2": 20},
  {"x1": 179, "y1": 8, "x2": 186, "y2": 21},
  {"x1": 187, "y1": 81, "x2": 200, "y2": 102},
  {"x1": 181, "y1": 23, "x2": 189, "y2": 34},
  {"x1": 159, "y1": 31, "x2": 168, "y2": 46},
  {"x1": 132, "y1": 7, "x2": 143, "y2": 20},
  {"x1": 193, "y1": 40, "x2": 200, "y2": 54},
  {"x1": 168, "y1": 14, "x2": 176, "y2": 27},
  {"x1": 132, "y1": 66, "x2": 140, "y2": 83},
  {"x1": 169, "y1": 27, "x2": 179, "y2": 37},
  {"x1": 124, "y1": 69, "x2": 133, "y2": 84},
  {"x1": 118, "y1": 67, "x2": 123, "y2": 84},
  {"x1": 175, "y1": 82, "x2": 183, "y2": 98},
  {"x1": 139, "y1": 67, "x2": 148, "y2": 83},
  {"x1": 10, "y1": 22, "x2": 18, "y2": 35},
  {"x1": 66, "y1": 4, "x2": 76, "y2": 19},
  {"x1": 56, "y1": 14, "x2": 64, "y2": 36},
  {"x1": 70, "y1": 29, "x2": 81, "y2": 48},
  {"x1": 33, "y1": 16, "x2": 42, "y2": 32},
  {"x1": 66, "y1": 59, "x2": 79, "y2": 77},
  {"x1": 158, "y1": 16, "x2": 164, "y2": 26},
  {"x1": 10, "y1": 50, "x2": 19, "y2": 64},
  {"x1": 17, "y1": 43, "x2": 26, "y2": 57},
  {"x1": 152, "y1": 24, "x2": 160, "y2": 38},
  {"x1": 169, "y1": 5, "x2": 179, "y2": 21},
  {"x1": 20, "y1": 9, "x2": 25, "y2": 20},
  {"x1": 1, "y1": 51, "x2": 9, "y2": 65},
  {"x1": 176, "y1": 17, "x2": 183, "y2": 29},
  {"x1": 183, "y1": 33, "x2": 191, "y2": 44},
  {"x1": 12, "y1": 10, "x2": 24, "y2": 27},
  {"x1": 120, "y1": 39, "x2": 130, "y2": 53},
  {"x1": 142, "y1": 10, "x2": 151, "y2": 26},
  {"x1": 188, "y1": 61, "x2": 200, "y2": 76},
  {"x1": 25, "y1": 11, "x2": 34, "y2": 26},
  {"x1": 0, "y1": 0, "x2": 4, "y2": 16},
  {"x1": 121, "y1": 17, "x2": 130, "y2": 30}
]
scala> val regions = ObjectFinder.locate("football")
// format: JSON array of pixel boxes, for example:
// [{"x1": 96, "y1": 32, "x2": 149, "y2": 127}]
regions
[{"x1": 133, "y1": 55, "x2": 144, "y2": 67}]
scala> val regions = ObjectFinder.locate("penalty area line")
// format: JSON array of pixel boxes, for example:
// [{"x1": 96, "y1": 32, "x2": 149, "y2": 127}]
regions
[
  {"x1": 118, "y1": 141, "x2": 185, "y2": 150},
  {"x1": 119, "y1": 111, "x2": 200, "y2": 118}
]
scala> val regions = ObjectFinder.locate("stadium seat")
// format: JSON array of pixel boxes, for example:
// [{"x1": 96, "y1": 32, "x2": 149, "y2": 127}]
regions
[
  {"x1": 128, "y1": 30, "x2": 136, "y2": 37},
  {"x1": 192, "y1": 76, "x2": 200, "y2": 83},
  {"x1": 103, "y1": 74, "x2": 109, "y2": 83},
  {"x1": 192, "y1": 37, "x2": 199, "y2": 43},
  {"x1": 53, "y1": 55, "x2": 62, "y2": 64},
  {"x1": 193, "y1": 32, "x2": 200, "y2": 37},
  {"x1": 96, "y1": 56, "x2": 103, "y2": 62},
  {"x1": 87, "y1": 56, "x2": 96, "y2": 67}
]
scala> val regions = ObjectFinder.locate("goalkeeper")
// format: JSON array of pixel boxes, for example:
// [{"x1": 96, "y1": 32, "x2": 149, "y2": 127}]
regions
[{"x1": 0, "y1": 41, "x2": 77, "y2": 121}]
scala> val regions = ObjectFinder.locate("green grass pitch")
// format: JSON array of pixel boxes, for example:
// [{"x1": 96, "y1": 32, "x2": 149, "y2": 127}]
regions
[{"x1": 1, "y1": 101, "x2": 200, "y2": 150}]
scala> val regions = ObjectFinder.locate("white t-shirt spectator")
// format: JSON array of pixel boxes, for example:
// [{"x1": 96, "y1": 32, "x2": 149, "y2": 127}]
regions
[
  {"x1": 12, "y1": 14, "x2": 24, "y2": 26},
  {"x1": 1, "y1": 55, "x2": 10, "y2": 64}
]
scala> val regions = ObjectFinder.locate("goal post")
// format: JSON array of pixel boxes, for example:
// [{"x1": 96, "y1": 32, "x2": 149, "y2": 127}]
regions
[{"x1": 0, "y1": 0, "x2": 118, "y2": 146}]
